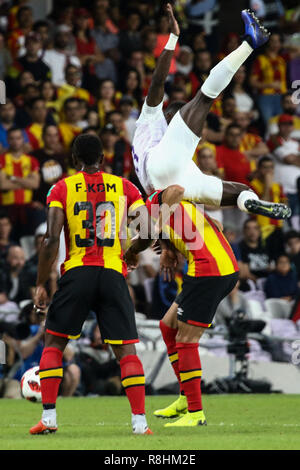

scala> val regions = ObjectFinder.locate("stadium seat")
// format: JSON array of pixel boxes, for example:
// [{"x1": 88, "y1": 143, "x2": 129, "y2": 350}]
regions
[{"x1": 265, "y1": 298, "x2": 292, "y2": 319}]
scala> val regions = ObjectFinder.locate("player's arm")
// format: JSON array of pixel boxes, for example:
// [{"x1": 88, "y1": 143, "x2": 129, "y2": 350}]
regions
[
  {"x1": 34, "y1": 207, "x2": 64, "y2": 311},
  {"x1": 146, "y1": 3, "x2": 180, "y2": 107}
]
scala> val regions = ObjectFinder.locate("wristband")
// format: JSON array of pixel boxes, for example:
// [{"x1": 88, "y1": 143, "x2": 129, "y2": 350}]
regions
[{"x1": 165, "y1": 33, "x2": 178, "y2": 51}]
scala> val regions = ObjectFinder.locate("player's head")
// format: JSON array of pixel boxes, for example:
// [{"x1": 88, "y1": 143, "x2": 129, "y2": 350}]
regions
[
  {"x1": 72, "y1": 134, "x2": 104, "y2": 168},
  {"x1": 164, "y1": 100, "x2": 186, "y2": 124}
]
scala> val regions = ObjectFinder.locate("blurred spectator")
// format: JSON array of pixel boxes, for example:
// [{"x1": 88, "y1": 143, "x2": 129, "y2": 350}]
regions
[
  {"x1": 250, "y1": 156, "x2": 286, "y2": 259},
  {"x1": 119, "y1": 9, "x2": 142, "y2": 57},
  {"x1": 32, "y1": 20, "x2": 51, "y2": 51},
  {"x1": 92, "y1": 4, "x2": 119, "y2": 63},
  {"x1": 266, "y1": 91, "x2": 300, "y2": 141},
  {"x1": 58, "y1": 98, "x2": 82, "y2": 150},
  {"x1": 120, "y1": 68, "x2": 142, "y2": 111},
  {"x1": 238, "y1": 219, "x2": 271, "y2": 291},
  {"x1": 250, "y1": 0, "x2": 285, "y2": 31},
  {"x1": 73, "y1": 8, "x2": 104, "y2": 68},
  {"x1": 235, "y1": 111, "x2": 269, "y2": 160},
  {"x1": 25, "y1": 98, "x2": 50, "y2": 150},
  {"x1": 0, "y1": 99, "x2": 29, "y2": 152},
  {"x1": 267, "y1": 114, "x2": 300, "y2": 227},
  {"x1": 197, "y1": 146, "x2": 223, "y2": 223},
  {"x1": 176, "y1": 45, "x2": 194, "y2": 77},
  {"x1": 189, "y1": 49, "x2": 212, "y2": 98},
  {"x1": 76, "y1": 322, "x2": 121, "y2": 396},
  {"x1": 216, "y1": 124, "x2": 253, "y2": 185},
  {"x1": 0, "y1": 213, "x2": 15, "y2": 268},
  {"x1": 0, "y1": 128, "x2": 43, "y2": 239},
  {"x1": 141, "y1": 27, "x2": 157, "y2": 73},
  {"x1": 7, "y1": 6, "x2": 33, "y2": 59},
  {"x1": 119, "y1": 96, "x2": 138, "y2": 144},
  {"x1": 285, "y1": 230, "x2": 300, "y2": 281},
  {"x1": 0, "y1": 31, "x2": 12, "y2": 80},
  {"x1": 264, "y1": 254, "x2": 298, "y2": 300},
  {"x1": 227, "y1": 65, "x2": 256, "y2": 114},
  {"x1": 250, "y1": 33, "x2": 286, "y2": 125},
  {"x1": 43, "y1": 27, "x2": 81, "y2": 87},
  {"x1": 0, "y1": 245, "x2": 30, "y2": 302},
  {"x1": 31, "y1": 124, "x2": 67, "y2": 205},
  {"x1": 97, "y1": 79, "x2": 119, "y2": 128},
  {"x1": 56, "y1": 64, "x2": 95, "y2": 110},
  {"x1": 12, "y1": 32, "x2": 51, "y2": 82},
  {"x1": 100, "y1": 123, "x2": 119, "y2": 174}
]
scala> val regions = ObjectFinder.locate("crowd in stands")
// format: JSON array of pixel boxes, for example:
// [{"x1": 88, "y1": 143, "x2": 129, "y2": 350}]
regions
[{"x1": 0, "y1": 0, "x2": 300, "y2": 397}]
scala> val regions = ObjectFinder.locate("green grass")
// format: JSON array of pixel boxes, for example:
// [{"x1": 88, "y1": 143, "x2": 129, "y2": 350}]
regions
[{"x1": 0, "y1": 394, "x2": 299, "y2": 450}]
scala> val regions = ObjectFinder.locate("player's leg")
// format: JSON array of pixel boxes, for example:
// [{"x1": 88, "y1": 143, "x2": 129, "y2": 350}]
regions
[
  {"x1": 29, "y1": 332, "x2": 68, "y2": 434},
  {"x1": 95, "y1": 268, "x2": 152, "y2": 435},
  {"x1": 30, "y1": 267, "x2": 97, "y2": 435},
  {"x1": 153, "y1": 303, "x2": 188, "y2": 419},
  {"x1": 165, "y1": 272, "x2": 239, "y2": 427}
]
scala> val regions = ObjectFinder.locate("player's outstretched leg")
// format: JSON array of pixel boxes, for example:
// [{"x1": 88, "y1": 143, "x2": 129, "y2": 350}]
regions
[
  {"x1": 113, "y1": 344, "x2": 153, "y2": 435},
  {"x1": 30, "y1": 333, "x2": 68, "y2": 435}
]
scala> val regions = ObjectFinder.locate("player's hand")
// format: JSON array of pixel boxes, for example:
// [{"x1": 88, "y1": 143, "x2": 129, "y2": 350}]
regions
[
  {"x1": 152, "y1": 239, "x2": 162, "y2": 255},
  {"x1": 124, "y1": 247, "x2": 139, "y2": 272},
  {"x1": 166, "y1": 3, "x2": 180, "y2": 37},
  {"x1": 33, "y1": 285, "x2": 48, "y2": 314},
  {"x1": 160, "y1": 248, "x2": 178, "y2": 282}
]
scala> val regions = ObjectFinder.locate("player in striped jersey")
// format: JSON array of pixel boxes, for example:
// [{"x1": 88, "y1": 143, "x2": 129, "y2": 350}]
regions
[
  {"x1": 132, "y1": 4, "x2": 291, "y2": 222},
  {"x1": 126, "y1": 185, "x2": 239, "y2": 426},
  {"x1": 30, "y1": 134, "x2": 153, "y2": 436}
]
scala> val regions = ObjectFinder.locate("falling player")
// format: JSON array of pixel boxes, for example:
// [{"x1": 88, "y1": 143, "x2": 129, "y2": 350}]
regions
[
  {"x1": 132, "y1": 4, "x2": 291, "y2": 221},
  {"x1": 31, "y1": 134, "x2": 153, "y2": 436}
]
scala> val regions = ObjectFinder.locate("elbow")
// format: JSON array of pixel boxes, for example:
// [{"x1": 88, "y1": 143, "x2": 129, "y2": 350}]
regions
[{"x1": 166, "y1": 185, "x2": 185, "y2": 206}]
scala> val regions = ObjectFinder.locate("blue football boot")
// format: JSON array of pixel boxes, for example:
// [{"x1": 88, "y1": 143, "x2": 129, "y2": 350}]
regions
[{"x1": 241, "y1": 9, "x2": 270, "y2": 49}]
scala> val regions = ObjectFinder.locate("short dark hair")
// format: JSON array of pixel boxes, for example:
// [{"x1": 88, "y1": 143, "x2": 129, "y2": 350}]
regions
[
  {"x1": 285, "y1": 230, "x2": 300, "y2": 243},
  {"x1": 7, "y1": 127, "x2": 23, "y2": 136},
  {"x1": 64, "y1": 97, "x2": 80, "y2": 110},
  {"x1": 225, "y1": 123, "x2": 242, "y2": 135},
  {"x1": 72, "y1": 134, "x2": 103, "y2": 166},
  {"x1": 165, "y1": 100, "x2": 186, "y2": 116},
  {"x1": 257, "y1": 155, "x2": 274, "y2": 168}
]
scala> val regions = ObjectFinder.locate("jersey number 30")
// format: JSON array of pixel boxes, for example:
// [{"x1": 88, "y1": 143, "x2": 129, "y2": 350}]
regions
[{"x1": 74, "y1": 201, "x2": 116, "y2": 248}]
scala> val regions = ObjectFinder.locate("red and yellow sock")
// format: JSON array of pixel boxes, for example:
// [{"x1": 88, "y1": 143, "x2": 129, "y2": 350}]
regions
[
  {"x1": 160, "y1": 320, "x2": 183, "y2": 394},
  {"x1": 39, "y1": 347, "x2": 63, "y2": 408},
  {"x1": 176, "y1": 342, "x2": 202, "y2": 413},
  {"x1": 120, "y1": 354, "x2": 145, "y2": 415}
]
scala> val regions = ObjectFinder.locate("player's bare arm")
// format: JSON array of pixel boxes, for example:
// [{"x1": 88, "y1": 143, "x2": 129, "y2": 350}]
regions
[
  {"x1": 146, "y1": 3, "x2": 180, "y2": 107},
  {"x1": 34, "y1": 206, "x2": 64, "y2": 311}
]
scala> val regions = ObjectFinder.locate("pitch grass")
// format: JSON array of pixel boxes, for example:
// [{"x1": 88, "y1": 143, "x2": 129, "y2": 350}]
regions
[{"x1": 0, "y1": 394, "x2": 299, "y2": 450}]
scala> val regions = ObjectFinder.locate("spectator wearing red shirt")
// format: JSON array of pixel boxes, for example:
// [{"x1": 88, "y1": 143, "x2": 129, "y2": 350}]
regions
[
  {"x1": 153, "y1": 13, "x2": 180, "y2": 75},
  {"x1": 216, "y1": 124, "x2": 252, "y2": 185}
]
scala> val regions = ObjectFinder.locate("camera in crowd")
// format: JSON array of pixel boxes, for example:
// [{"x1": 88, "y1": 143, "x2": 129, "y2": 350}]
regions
[{"x1": 227, "y1": 310, "x2": 266, "y2": 360}]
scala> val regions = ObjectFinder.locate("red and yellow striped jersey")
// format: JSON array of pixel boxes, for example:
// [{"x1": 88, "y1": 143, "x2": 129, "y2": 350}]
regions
[
  {"x1": 252, "y1": 54, "x2": 287, "y2": 95},
  {"x1": 47, "y1": 171, "x2": 145, "y2": 277},
  {"x1": 26, "y1": 123, "x2": 44, "y2": 150},
  {"x1": 0, "y1": 152, "x2": 39, "y2": 205},
  {"x1": 146, "y1": 191, "x2": 239, "y2": 278}
]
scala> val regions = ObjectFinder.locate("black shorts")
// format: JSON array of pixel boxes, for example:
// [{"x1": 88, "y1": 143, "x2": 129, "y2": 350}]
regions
[
  {"x1": 175, "y1": 272, "x2": 239, "y2": 327},
  {"x1": 46, "y1": 266, "x2": 138, "y2": 345}
]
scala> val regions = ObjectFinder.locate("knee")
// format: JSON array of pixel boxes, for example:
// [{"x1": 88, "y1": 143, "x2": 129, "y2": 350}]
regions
[{"x1": 113, "y1": 344, "x2": 136, "y2": 362}]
